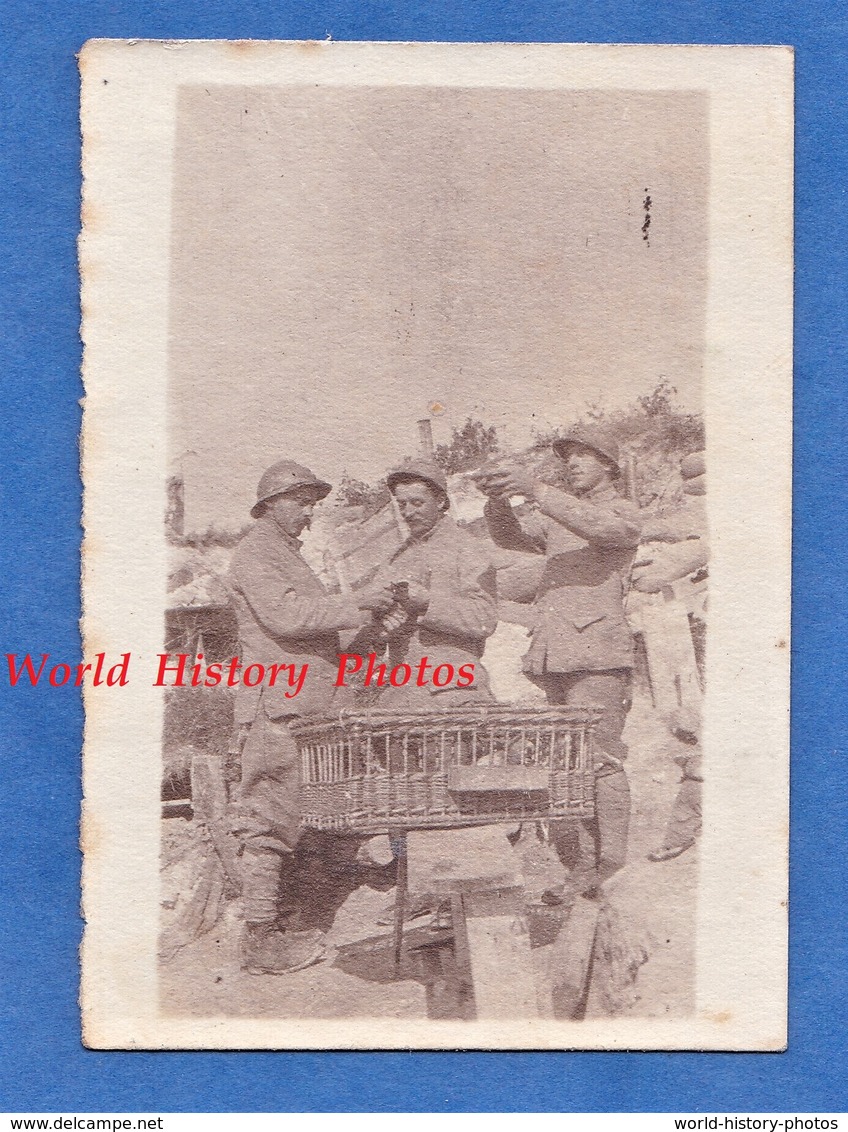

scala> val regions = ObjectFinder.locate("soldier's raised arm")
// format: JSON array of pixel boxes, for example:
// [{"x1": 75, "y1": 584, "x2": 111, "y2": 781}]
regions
[
  {"x1": 532, "y1": 483, "x2": 641, "y2": 549},
  {"x1": 478, "y1": 436, "x2": 640, "y2": 549},
  {"x1": 482, "y1": 492, "x2": 547, "y2": 554}
]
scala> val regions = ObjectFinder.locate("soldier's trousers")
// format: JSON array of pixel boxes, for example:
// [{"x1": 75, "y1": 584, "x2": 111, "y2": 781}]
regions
[
  {"x1": 229, "y1": 707, "x2": 302, "y2": 923},
  {"x1": 529, "y1": 668, "x2": 632, "y2": 891}
]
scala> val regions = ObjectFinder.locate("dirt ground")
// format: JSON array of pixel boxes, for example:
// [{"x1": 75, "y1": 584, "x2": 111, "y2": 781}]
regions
[{"x1": 159, "y1": 694, "x2": 697, "y2": 1021}]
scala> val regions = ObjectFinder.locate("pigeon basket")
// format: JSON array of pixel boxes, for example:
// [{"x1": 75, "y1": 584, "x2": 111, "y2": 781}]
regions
[{"x1": 292, "y1": 704, "x2": 600, "y2": 835}]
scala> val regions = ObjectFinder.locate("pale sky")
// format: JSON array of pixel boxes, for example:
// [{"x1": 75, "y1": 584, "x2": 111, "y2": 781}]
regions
[{"x1": 167, "y1": 85, "x2": 708, "y2": 530}]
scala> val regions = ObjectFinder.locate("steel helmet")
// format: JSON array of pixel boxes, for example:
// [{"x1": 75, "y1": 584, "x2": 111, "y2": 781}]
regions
[
  {"x1": 386, "y1": 458, "x2": 449, "y2": 502},
  {"x1": 552, "y1": 426, "x2": 621, "y2": 477},
  {"x1": 251, "y1": 460, "x2": 332, "y2": 518}
]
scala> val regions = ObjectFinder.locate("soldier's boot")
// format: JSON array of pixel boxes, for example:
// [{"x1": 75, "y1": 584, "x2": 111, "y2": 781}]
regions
[
  {"x1": 648, "y1": 776, "x2": 701, "y2": 862},
  {"x1": 241, "y1": 921, "x2": 326, "y2": 976},
  {"x1": 545, "y1": 769, "x2": 631, "y2": 899},
  {"x1": 239, "y1": 845, "x2": 325, "y2": 974}
]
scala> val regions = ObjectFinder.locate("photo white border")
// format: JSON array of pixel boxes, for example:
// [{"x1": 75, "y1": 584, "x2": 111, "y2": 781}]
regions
[{"x1": 79, "y1": 40, "x2": 792, "y2": 1049}]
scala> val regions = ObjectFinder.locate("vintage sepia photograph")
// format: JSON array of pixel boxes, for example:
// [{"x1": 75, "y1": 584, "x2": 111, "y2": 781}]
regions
[{"x1": 79, "y1": 41, "x2": 792, "y2": 1049}]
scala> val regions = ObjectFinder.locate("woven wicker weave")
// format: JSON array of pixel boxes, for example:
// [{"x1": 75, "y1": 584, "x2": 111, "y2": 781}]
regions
[{"x1": 291, "y1": 704, "x2": 601, "y2": 835}]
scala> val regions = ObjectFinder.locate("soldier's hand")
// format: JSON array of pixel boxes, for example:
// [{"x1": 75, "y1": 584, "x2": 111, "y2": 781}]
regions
[
  {"x1": 480, "y1": 467, "x2": 537, "y2": 500},
  {"x1": 631, "y1": 559, "x2": 670, "y2": 593},
  {"x1": 471, "y1": 470, "x2": 505, "y2": 498},
  {"x1": 379, "y1": 606, "x2": 408, "y2": 634},
  {"x1": 356, "y1": 583, "x2": 395, "y2": 613}
]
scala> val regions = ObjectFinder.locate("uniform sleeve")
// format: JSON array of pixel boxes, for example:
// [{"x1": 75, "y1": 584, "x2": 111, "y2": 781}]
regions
[
  {"x1": 534, "y1": 484, "x2": 641, "y2": 549},
  {"x1": 633, "y1": 539, "x2": 708, "y2": 587},
  {"x1": 640, "y1": 513, "x2": 692, "y2": 542},
  {"x1": 229, "y1": 550, "x2": 367, "y2": 638},
  {"x1": 641, "y1": 498, "x2": 707, "y2": 543},
  {"x1": 419, "y1": 542, "x2": 498, "y2": 642},
  {"x1": 483, "y1": 497, "x2": 547, "y2": 554}
]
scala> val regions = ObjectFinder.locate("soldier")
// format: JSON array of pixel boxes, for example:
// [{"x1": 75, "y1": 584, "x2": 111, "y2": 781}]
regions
[
  {"x1": 227, "y1": 459, "x2": 393, "y2": 974},
  {"x1": 630, "y1": 451, "x2": 707, "y2": 598},
  {"x1": 477, "y1": 427, "x2": 641, "y2": 895},
  {"x1": 367, "y1": 459, "x2": 498, "y2": 708},
  {"x1": 631, "y1": 450, "x2": 708, "y2": 861},
  {"x1": 345, "y1": 460, "x2": 498, "y2": 928}
]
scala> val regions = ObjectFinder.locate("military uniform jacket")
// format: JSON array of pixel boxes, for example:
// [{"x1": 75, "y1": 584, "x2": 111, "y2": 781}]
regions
[
  {"x1": 485, "y1": 482, "x2": 641, "y2": 675},
  {"x1": 372, "y1": 516, "x2": 498, "y2": 700},
  {"x1": 638, "y1": 495, "x2": 708, "y2": 581},
  {"x1": 227, "y1": 515, "x2": 365, "y2": 722}
]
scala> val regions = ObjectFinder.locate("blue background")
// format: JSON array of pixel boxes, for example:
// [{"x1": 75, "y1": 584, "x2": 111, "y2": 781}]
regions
[{"x1": 1, "y1": 0, "x2": 845, "y2": 1114}]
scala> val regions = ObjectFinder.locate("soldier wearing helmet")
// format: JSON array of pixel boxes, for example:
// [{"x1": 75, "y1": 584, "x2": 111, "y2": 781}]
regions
[
  {"x1": 357, "y1": 458, "x2": 497, "y2": 708},
  {"x1": 478, "y1": 426, "x2": 641, "y2": 897},
  {"x1": 631, "y1": 451, "x2": 708, "y2": 862},
  {"x1": 227, "y1": 459, "x2": 394, "y2": 975}
]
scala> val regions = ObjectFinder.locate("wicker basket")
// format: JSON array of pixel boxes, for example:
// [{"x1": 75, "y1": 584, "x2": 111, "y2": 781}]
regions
[{"x1": 291, "y1": 704, "x2": 601, "y2": 835}]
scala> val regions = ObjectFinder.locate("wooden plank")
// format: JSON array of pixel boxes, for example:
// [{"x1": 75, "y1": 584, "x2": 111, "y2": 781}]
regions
[
  {"x1": 406, "y1": 922, "x2": 475, "y2": 1020},
  {"x1": 405, "y1": 827, "x2": 538, "y2": 1019},
  {"x1": 406, "y1": 826, "x2": 521, "y2": 897},
  {"x1": 636, "y1": 594, "x2": 702, "y2": 716},
  {"x1": 461, "y1": 887, "x2": 539, "y2": 1019},
  {"x1": 549, "y1": 895, "x2": 600, "y2": 1019}
]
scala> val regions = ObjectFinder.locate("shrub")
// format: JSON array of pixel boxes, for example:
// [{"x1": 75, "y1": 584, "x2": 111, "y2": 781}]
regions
[
  {"x1": 336, "y1": 475, "x2": 391, "y2": 515},
  {"x1": 434, "y1": 418, "x2": 500, "y2": 474}
]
